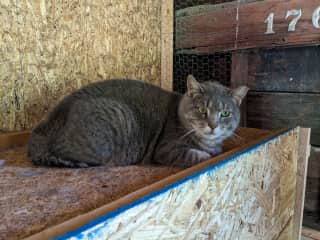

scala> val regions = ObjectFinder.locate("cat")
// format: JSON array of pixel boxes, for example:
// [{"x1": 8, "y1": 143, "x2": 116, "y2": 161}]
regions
[{"x1": 28, "y1": 75, "x2": 248, "y2": 168}]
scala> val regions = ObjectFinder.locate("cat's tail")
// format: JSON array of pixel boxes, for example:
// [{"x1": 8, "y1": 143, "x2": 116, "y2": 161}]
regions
[{"x1": 27, "y1": 124, "x2": 89, "y2": 168}]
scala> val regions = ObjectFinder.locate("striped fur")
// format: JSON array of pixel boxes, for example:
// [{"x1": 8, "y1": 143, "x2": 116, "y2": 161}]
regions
[{"x1": 28, "y1": 77, "x2": 248, "y2": 168}]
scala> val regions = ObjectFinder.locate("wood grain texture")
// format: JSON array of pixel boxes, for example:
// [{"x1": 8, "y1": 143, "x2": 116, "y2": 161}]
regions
[
  {"x1": 304, "y1": 146, "x2": 320, "y2": 226},
  {"x1": 161, "y1": 0, "x2": 174, "y2": 91},
  {"x1": 176, "y1": 0, "x2": 320, "y2": 53},
  {"x1": 302, "y1": 227, "x2": 320, "y2": 240},
  {"x1": 304, "y1": 162, "x2": 320, "y2": 230},
  {"x1": 293, "y1": 128, "x2": 311, "y2": 240},
  {"x1": 247, "y1": 46, "x2": 320, "y2": 93},
  {"x1": 246, "y1": 91, "x2": 320, "y2": 145},
  {"x1": 0, "y1": 130, "x2": 30, "y2": 150},
  {"x1": 231, "y1": 51, "x2": 249, "y2": 127}
]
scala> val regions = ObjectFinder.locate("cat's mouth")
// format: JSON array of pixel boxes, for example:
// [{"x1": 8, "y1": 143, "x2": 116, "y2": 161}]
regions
[
  {"x1": 192, "y1": 125, "x2": 217, "y2": 137},
  {"x1": 204, "y1": 125, "x2": 227, "y2": 138},
  {"x1": 190, "y1": 122, "x2": 224, "y2": 139}
]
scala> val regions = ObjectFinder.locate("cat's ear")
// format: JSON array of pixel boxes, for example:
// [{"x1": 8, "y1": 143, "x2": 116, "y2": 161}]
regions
[
  {"x1": 187, "y1": 75, "x2": 203, "y2": 97},
  {"x1": 232, "y1": 86, "x2": 249, "y2": 106}
]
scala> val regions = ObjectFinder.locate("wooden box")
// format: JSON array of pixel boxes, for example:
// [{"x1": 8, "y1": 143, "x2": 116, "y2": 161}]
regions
[{"x1": 0, "y1": 127, "x2": 310, "y2": 239}]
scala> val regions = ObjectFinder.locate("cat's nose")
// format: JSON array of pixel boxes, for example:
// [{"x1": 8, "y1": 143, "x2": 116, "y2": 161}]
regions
[{"x1": 208, "y1": 121, "x2": 216, "y2": 130}]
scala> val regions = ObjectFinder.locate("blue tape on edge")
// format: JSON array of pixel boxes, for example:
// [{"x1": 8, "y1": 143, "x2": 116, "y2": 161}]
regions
[{"x1": 52, "y1": 128, "x2": 293, "y2": 240}]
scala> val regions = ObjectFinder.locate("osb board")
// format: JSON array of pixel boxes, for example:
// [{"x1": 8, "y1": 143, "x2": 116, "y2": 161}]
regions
[
  {"x1": 0, "y1": 128, "x2": 269, "y2": 239},
  {"x1": 0, "y1": 0, "x2": 161, "y2": 132},
  {"x1": 48, "y1": 129, "x2": 299, "y2": 240}
]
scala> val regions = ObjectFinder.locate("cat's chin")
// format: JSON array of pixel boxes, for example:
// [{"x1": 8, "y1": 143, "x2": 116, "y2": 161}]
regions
[
  {"x1": 194, "y1": 129, "x2": 218, "y2": 140},
  {"x1": 199, "y1": 126, "x2": 233, "y2": 142}
]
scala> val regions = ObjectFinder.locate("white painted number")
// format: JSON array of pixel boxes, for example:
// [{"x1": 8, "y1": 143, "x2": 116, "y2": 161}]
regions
[
  {"x1": 312, "y1": 6, "x2": 320, "y2": 29},
  {"x1": 264, "y1": 13, "x2": 275, "y2": 34},
  {"x1": 264, "y1": 6, "x2": 320, "y2": 34},
  {"x1": 286, "y1": 9, "x2": 302, "y2": 32}
]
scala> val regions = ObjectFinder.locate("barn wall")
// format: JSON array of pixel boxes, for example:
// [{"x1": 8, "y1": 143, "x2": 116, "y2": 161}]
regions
[{"x1": 0, "y1": 0, "x2": 161, "y2": 131}]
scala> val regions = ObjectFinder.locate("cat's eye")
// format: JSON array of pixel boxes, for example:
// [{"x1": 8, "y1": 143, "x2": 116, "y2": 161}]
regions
[
  {"x1": 198, "y1": 106, "x2": 207, "y2": 115},
  {"x1": 220, "y1": 111, "x2": 231, "y2": 118}
]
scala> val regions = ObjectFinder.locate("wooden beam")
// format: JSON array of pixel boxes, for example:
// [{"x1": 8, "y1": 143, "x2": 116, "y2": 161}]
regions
[
  {"x1": 247, "y1": 47, "x2": 320, "y2": 93},
  {"x1": 0, "y1": 130, "x2": 30, "y2": 150},
  {"x1": 302, "y1": 227, "x2": 320, "y2": 240},
  {"x1": 231, "y1": 51, "x2": 249, "y2": 126},
  {"x1": 176, "y1": 0, "x2": 320, "y2": 53},
  {"x1": 293, "y1": 128, "x2": 311, "y2": 240},
  {"x1": 161, "y1": 0, "x2": 174, "y2": 91},
  {"x1": 246, "y1": 91, "x2": 320, "y2": 146}
]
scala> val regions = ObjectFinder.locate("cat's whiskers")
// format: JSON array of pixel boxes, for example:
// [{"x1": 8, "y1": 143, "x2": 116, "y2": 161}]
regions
[
  {"x1": 232, "y1": 132, "x2": 244, "y2": 140},
  {"x1": 186, "y1": 117, "x2": 200, "y2": 121},
  {"x1": 179, "y1": 129, "x2": 196, "y2": 140},
  {"x1": 229, "y1": 132, "x2": 245, "y2": 144}
]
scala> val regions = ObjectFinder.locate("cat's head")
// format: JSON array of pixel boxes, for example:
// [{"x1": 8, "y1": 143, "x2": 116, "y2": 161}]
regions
[{"x1": 178, "y1": 75, "x2": 249, "y2": 142}]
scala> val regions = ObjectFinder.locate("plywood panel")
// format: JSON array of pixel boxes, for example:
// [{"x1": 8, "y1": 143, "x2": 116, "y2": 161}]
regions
[
  {"x1": 0, "y1": 0, "x2": 161, "y2": 132},
  {"x1": 0, "y1": 1, "x2": 23, "y2": 131},
  {"x1": 293, "y1": 128, "x2": 311, "y2": 240},
  {"x1": 85, "y1": 1, "x2": 161, "y2": 84}
]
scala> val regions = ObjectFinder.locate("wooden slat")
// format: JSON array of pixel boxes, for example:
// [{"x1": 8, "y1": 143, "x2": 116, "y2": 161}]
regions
[
  {"x1": 304, "y1": 176, "x2": 320, "y2": 213},
  {"x1": 293, "y1": 128, "x2": 311, "y2": 240},
  {"x1": 161, "y1": 0, "x2": 174, "y2": 91},
  {"x1": 176, "y1": 2, "x2": 237, "y2": 52},
  {"x1": 303, "y1": 146, "x2": 320, "y2": 230},
  {"x1": 246, "y1": 92, "x2": 320, "y2": 145},
  {"x1": 302, "y1": 227, "x2": 320, "y2": 240},
  {"x1": 176, "y1": 0, "x2": 320, "y2": 53},
  {"x1": 307, "y1": 146, "x2": 320, "y2": 179},
  {"x1": 0, "y1": 131, "x2": 31, "y2": 150},
  {"x1": 231, "y1": 51, "x2": 249, "y2": 126},
  {"x1": 247, "y1": 46, "x2": 320, "y2": 93}
]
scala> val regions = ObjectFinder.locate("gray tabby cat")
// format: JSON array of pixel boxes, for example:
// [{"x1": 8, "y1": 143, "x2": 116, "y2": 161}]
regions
[{"x1": 28, "y1": 75, "x2": 248, "y2": 168}]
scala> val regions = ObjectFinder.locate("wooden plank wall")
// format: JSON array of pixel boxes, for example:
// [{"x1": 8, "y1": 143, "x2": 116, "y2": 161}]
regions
[
  {"x1": 176, "y1": 0, "x2": 320, "y2": 53},
  {"x1": 247, "y1": 91, "x2": 320, "y2": 143},
  {"x1": 244, "y1": 46, "x2": 320, "y2": 144}
]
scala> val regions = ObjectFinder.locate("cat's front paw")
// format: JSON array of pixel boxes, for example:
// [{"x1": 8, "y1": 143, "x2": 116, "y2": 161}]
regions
[
  {"x1": 188, "y1": 149, "x2": 211, "y2": 163},
  {"x1": 214, "y1": 145, "x2": 223, "y2": 155}
]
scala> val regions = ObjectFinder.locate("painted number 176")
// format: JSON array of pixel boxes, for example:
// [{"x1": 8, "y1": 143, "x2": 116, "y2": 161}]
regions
[{"x1": 264, "y1": 6, "x2": 320, "y2": 34}]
